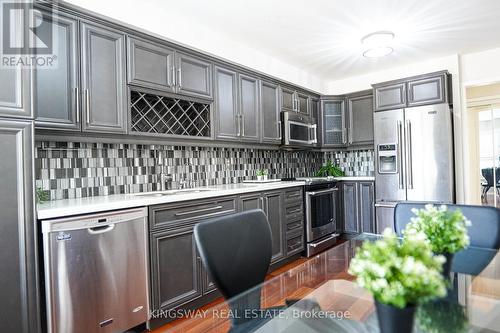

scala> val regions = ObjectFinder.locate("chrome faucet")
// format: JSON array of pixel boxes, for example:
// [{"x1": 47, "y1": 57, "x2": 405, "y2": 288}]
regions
[{"x1": 157, "y1": 149, "x2": 173, "y2": 191}]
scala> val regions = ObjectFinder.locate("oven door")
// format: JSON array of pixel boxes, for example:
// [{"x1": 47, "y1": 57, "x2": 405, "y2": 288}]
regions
[{"x1": 305, "y1": 188, "x2": 336, "y2": 242}]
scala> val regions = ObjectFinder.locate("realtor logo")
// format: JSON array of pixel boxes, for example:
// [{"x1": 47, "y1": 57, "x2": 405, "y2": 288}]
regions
[{"x1": 1, "y1": 0, "x2": 56, "y2": 68}]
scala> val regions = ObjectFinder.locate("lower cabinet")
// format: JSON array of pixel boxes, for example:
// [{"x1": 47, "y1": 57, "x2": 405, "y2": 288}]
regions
[
  {"x1": 148, "y1": 188, "x2": 304, "y2": 326},
  {"x1": 341, "y1": 181, "x2": 375, "y2": 234}
]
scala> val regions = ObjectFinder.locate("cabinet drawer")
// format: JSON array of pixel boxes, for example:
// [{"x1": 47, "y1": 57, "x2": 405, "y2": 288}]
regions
[
  {"x1": 285, "y1": 218, "x2": 303, "y2": 233},
  {"x1": 286, "y1": 233, "x2": 304, "y2": 256},
  {"x1": 407, "y1": 74, "x2": 446, "y2": 106},
  {"x1": 150, "y1": 197, "x2": 237, "y2": 230},
  {"x1": 284, "y1": 188, "x2": 303, "y2": 204},
  {"x1": 285, "y1": 203, "x2": 303, "y2": 220}
]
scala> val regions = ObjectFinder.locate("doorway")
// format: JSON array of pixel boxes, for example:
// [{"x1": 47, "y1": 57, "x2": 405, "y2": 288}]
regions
[{"x1": 466, "y1": 83, "x2": 500, "y2": 207}]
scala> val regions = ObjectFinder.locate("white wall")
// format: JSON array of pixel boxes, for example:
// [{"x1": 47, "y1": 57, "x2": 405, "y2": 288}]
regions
[
  {"x1": 461, "y1": 47, "x2": 500, "y2": 86},
  {"x1": 65, "y1": 0, "x2": 326, "y2": 93}
]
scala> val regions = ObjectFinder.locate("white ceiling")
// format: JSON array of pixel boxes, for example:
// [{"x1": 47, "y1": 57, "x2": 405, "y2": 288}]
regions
[{"x1": 68, "y1": 0, "x2": 500, "y2": 82}]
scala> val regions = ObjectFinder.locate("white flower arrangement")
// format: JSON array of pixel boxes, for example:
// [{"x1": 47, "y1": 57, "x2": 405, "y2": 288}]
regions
[
  {"x1": 403, "y1": 204, "x2": 471, "y2": 254},
  {"x1": 348, "y1": 228, "x2": 447, "y2": 308}
]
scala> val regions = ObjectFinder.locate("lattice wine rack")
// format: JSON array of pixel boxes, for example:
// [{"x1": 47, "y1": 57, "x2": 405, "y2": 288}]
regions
[{"x1": 130, "y1": 91, "x2": 211, "y2": 137}]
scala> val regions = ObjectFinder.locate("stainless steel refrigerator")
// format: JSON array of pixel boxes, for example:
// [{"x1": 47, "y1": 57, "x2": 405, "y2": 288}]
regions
[{"x1": 374, "y1": 103, "x2": 455, "y2": 232}]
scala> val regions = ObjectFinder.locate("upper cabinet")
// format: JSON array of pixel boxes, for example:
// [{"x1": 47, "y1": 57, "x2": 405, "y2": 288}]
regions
[
  {"x1": 310, "y1": 97, "x2": 320, "y2": 146},
  {"x1": 373, "y1": 71, "x2": 450, "y2": 111},
  {"x1": 321, "y1": 97, "x2": 346, "y2": 147},
  {"x1": 80, "y1": 22, "x2": 127, "y2": 133},
  {"x1": 214, "y1": 66, "x2": 260, "y2": 142},
  {"x1": 34, "y1": 10, "x2": 79, "y2": 130},
  {"x1": 127, "y1": 37, "x2": 175, "y2": 93},
  {"x1": 175, "y1": 53, "x2": 213, "y2": 99},
  {"x1": 347, "y1": 91, "x2": 374, "y2": 147},
  {"x1": 260, "y1": 80, "x2": 281, "y2": 144},
  {"x1": 280, "y1": 86, "x2": 309, "y2": 115}
]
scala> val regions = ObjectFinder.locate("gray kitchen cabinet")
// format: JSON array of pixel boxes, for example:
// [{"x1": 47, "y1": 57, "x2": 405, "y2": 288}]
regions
[
  {"x1": 297, "y1": 92, "x2": 310, "y2": 115},
  {"x1": 341, "y1": 181, "x2": 375, "y2": 234},
  {"x1": 238, "y1": 74, "x2": 259, "y2": 141},
  {"x1": 263, "y1": 191, "x2": 285, "y2": 263},
  {"x1": 321, "y1": 97, "x2": 347, "y2": 147},
  {"x1": 342, "y1": 182, "x2": 359, "y2": 233},
  {"x1": 310, "y1": 97, "x2": 320, "y2": 145},
  {"x1": 347, "y1": 92, "x2": 374, "y2": 146},
  {"x1": 280, "y1": 86, "x2": 295, "y2": 112},
  {"x1": 359, "y1": 182, "x2": 376, "y2": 233},
  {"x1": 260, "y1": 80, "x2": 281, "y2": 144},
  {"x1": 0, "y1": 66, "x2": 31, "y2": 119},
  {"x1": 127, "y1": 36, "x2": 175, "y2": 92},
  {"x1": 80, "y1": 22, "x2": 127, "y2": 133},
  {"x1": 280, "y1": 86, "x2": 309, "y2": 114},
  {"x1": 34, "y1": 10, "x2": 80, "y2": 130},
  {"x1": 150, "y1": 226, "x2": 202, "y2": 311},
  {"x1": 0, "y1": 119, "x2": 41, "y2": 333},
  {"x1": 407, "y1": 73, "x2": 447, "y2": 107},
  {"x1": 214, "y1": 66, "x2": 239, "y2": 140},
  {"x1": 175, "y1": 52, "x2": 213, "y2": 99},
  {"x1": 373, "y1": 82, "x2": 406, "y2": 112}
]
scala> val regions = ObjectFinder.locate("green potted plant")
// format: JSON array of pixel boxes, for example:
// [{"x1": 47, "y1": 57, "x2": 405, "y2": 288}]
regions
[
  {"x1": 403, "y1": 204, "x2": 471, "y2": 276},
  {"x1": 316, "y1": 160, "x2": 345, "y2": 177},
  {"x1": 348, "y1": 229, "x2": 447, "y2": 333},
  {"x1": 256, "y1": 169, "x2": 268, "y2": 181}
]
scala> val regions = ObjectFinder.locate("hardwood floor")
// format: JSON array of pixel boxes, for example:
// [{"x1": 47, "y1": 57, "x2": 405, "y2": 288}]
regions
[{"x1": 150, "y1": 239, "x2": 350, "y2": 333}]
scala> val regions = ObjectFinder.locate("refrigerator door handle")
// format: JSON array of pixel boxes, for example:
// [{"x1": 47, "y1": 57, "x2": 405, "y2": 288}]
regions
[
  {"x1": 406, "y1": 120, "x2": 413, "y2": 189},
  {"x1": 397, "y1": 120, "x2": 404, "y2": 189}
]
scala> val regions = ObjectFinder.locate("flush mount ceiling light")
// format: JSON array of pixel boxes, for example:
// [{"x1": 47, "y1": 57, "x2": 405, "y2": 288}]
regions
[{"x1": 361, "y1": 31, "x2": 395, "y2": 58}]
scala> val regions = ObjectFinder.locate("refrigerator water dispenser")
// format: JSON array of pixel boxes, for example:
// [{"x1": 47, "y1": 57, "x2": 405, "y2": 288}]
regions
[{"x1": 378, "y1": 144, "x2": 398, "y2": 174}]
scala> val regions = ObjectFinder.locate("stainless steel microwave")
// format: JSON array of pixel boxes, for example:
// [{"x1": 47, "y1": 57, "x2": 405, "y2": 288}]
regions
[{"x1": 282, "y1": 111, "x2": 317, "y2": 148}]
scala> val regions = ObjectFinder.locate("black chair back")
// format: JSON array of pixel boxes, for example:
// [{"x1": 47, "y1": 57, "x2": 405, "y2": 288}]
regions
[
  {"x1": 394, "y1": 203, "x2": 500, "y2": 249},
  {"x1": 193, "y1": 209, "x2": 272, "y2": 324},
  {"x1": 482, "y1": 168, "x2": 500, "y2": 186}
]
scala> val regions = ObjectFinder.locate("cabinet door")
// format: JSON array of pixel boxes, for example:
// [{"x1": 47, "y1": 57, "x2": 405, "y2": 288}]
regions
[
  {"x1": 280, "y1": 86, "x2": 295, "y2": 112},
  {"x1": 263, "y1": 191, "x2": 285, "y2": 263},
  {"x1": 322, "y1": 99, "x2": 346, "y2": 147},
  {"x1": 239, "y1": 193, "x2": 262, "y2": 211},
  {"x1": 176, "y1": 53, "x2": 212, "y2": 99},
  {"x1": 310, "y1": 97, "x2": 320, "y2": 145},
  {"x1": 34, "y1": 10, "x2": 79, "y2": 130},
  {"x1": 260, "y1": 81, "x2": 281, "y2": 144},
  {"x1": 80, "y1": 22, "x2": 127, "y2": 133},
  {"x1": 297, "y1": 92, "x2": 309, "y2": 115},
  {"x1": 0, "y1": 120, "x2": 41, "y2": 333},
  {"x1": 407, "y1": 74, "x2": 446, "y2": 107},
  {"x1": 359, "y1": 182, "x2": 375, "y2": 233},
  {"x1": 150, "y1": 227, "x2": 202, "y2": 311},
  {"x1": 214, "y1": 66, "x2": 239, "y2": 140},
  {"x1": 127, "y1": 37, "x2": 175, "y2": 92},
  {"x1": 374, "y1": 83, "x2": 407, "y2": 111},
  {"x1": 342, "y1": 182, "x2": 359, "y2": 233},
  {"x1": 238, "y1": 74, "x2": 259, "y2": 141},
  {"x1": 348, "y1": 94, "x2": 374, "y2": 146}
]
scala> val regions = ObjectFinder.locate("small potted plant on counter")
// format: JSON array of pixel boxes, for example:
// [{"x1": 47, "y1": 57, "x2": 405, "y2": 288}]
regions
[
  {"x1": 403, "y1": 204, "x2": 471, "y2": 277},
  {"x1": 348, "y1": 229, "x2": 447, "y2": 333},
  {"x1": 256, "y1": 169, "x2": 268, "y2": 181},
  {"x1": 316, "y1": 160, "x2": 345, "y2": 177}
]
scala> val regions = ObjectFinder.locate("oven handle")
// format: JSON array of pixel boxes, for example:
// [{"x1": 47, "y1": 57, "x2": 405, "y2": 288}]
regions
[{"x1": 306, "y1": 188, "x2": 338, "y2": 196}]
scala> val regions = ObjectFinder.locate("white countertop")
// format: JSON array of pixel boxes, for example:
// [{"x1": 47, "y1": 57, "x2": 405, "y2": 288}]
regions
[
  {"x1": 37, "y1": 181, "x2": 306, "y2": 220},
  {"x1": 36, "y1": 176, "x2": 375, "y2": 220}
]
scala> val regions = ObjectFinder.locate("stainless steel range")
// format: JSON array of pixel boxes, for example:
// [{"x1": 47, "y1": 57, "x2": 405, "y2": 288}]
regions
[{"x1": 297, "y1": 177, "x2": 340, "y2": 257}]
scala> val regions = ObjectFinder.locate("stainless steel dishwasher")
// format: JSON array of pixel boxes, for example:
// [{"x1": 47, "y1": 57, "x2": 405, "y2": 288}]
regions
[{"x1": 41, "y1": 207, "x2": 149, "y2": 333}]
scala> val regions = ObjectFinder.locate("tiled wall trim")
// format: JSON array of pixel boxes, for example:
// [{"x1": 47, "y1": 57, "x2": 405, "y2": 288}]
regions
[
  {"x1": 324, "y1": 150, "x2": 375, "y2": 176},
  {"x1": 35, "y1": 141, "x2": 375, "y2": 200}
]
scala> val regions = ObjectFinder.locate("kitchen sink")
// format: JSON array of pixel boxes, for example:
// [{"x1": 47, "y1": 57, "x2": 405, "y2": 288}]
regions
[{"x1": 133, "y1": 189, "x2": 213, "y2": 197}]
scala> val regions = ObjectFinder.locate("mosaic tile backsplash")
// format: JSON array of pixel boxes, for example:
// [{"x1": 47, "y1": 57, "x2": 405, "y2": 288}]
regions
[{"x1": 35, "y1": 141, "x2": 375, "y2": 200}]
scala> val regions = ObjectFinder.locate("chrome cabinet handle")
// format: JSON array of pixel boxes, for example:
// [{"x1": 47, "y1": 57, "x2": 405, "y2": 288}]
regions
[
  {"x1": 348, "y1": 106, "x2": 353, "y2": 144},
  {"x1": 236, "y1": 115, "x2": 241, "y2": 136},
  {"x1": 177, "y1": 68, "x2": 182, "y2": 88},
  {"x1": 171, "y1": 66, "x2": 176, "y2": 86},
  {"x1": 85, "y1": 89, "x2": 90, "y2": 124},
  {"x1": 375, "y1": 202, "x2": 397, "y2": 208},
  {"x1": 241, "y1": 114, "x2": 245, "y2": 137},
  {"x1": 307, "y1": 188, "x2": 337, "y2": 196},
  {"x1": 397, "y1": 120, "x2": 404, "y2": 189},
  {"x1": 277, "y1": 120, "x2": 282, "y2": 140},
  {"x1": 174, "y1": 205, "x2": 223, "y2": 217},
  {"x1": 406, "y1": 120, "x2": 413, "y2": 189},
  {"x1": 88, "y1": 224, "x2": 115, "y2": 234},
  {"x1": 75, "y1": 87, "x2": 80, "y2": 123}
]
